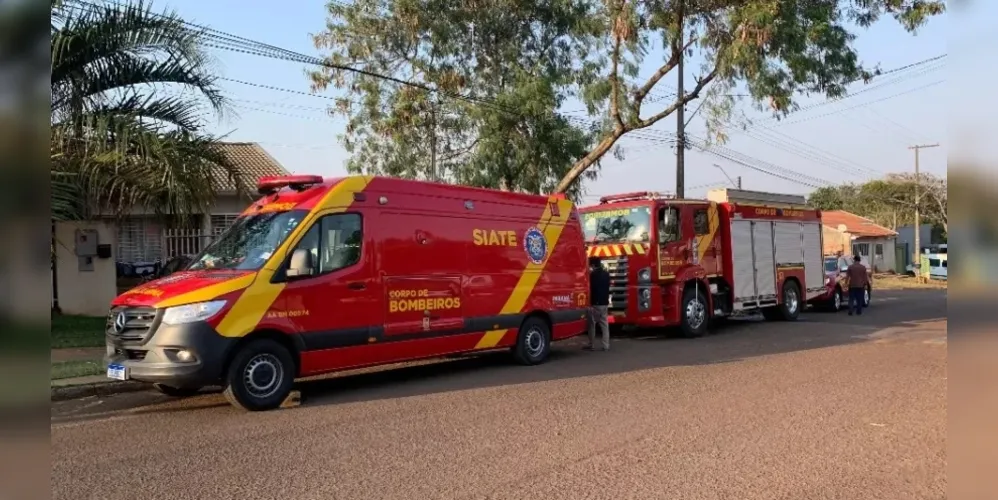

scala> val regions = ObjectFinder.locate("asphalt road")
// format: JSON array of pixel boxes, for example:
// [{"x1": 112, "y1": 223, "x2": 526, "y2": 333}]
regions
[{"x1": 51, "y1": 289, "x2": 947, "y2": 500}]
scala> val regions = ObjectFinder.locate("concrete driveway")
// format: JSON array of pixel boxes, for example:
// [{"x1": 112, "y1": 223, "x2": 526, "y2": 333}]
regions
[{"x1": 51, "y1": 289, "x2": 947, "y2": 500}]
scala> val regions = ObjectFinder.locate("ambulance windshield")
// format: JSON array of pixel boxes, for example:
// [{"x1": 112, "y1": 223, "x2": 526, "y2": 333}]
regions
[
  {"x1": 582, "y1": 206, "x2": 652, "y2": 243},
  {"x1": 189, "y1": 210, "x2": 308, "y2": 271}
]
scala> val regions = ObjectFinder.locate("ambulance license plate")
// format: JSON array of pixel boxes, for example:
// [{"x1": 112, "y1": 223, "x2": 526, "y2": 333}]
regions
[{"x1": 107, "y1": 364, "x2": 128, "y2": 381}]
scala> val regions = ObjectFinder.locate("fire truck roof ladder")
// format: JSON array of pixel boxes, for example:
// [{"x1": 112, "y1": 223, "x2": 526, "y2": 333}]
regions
[{"x1": 705, "y1": 188, "x2": 808, "y2": 207}]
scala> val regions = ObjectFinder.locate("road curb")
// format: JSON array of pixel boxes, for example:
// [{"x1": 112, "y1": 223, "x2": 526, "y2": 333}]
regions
[{"x1": 51, "y1": 380, "x2": 148, "y2": 402}]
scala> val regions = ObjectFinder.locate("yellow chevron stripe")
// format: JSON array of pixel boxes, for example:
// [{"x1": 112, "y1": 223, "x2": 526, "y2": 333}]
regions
[
  {"x1": 620, "y1": 244, "x2": 634, "y2": 256},
  {"x1": 212, "y1": 176, "x2": 374, "y2": 338},
  {"x1": 475, "y1": 197, "x2": 574, "y2": 349},
  {"x1": 696, "y1": 203, "x2": 720, "y2": 264},
  {"x1": 634, "y1": 243, "x2": 647, "y2": 255}
]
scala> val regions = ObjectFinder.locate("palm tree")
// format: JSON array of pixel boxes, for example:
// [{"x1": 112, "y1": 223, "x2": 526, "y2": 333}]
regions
[{"x1": 51, "y1": 0, "x2": 242, "y2": 221}]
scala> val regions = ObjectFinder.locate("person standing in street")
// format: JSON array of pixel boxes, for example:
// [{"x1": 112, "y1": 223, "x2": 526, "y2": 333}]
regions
[
  {"x1": 846, "y1": 255, "x2": 869, "y2": 316},
  {"x1": 585, "y1": 256, "x2": 611, "y2": 351}
]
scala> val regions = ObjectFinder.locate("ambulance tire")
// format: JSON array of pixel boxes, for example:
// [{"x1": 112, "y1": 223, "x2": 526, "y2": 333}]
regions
[
  {"x1": 512, "y1": 316, "x2": 551, "y2": 366},
  {"x1": 680, "y1": 287, "x2": 709, "y2": 339},
  {"x1": 222, "y1": 339, "x2": 295, "y2": 412}
]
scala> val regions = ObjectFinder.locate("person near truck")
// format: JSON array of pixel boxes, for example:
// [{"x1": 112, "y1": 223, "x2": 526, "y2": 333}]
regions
[
  {"x1": 846, "y1": 255, "x2": 869, "y2": 316},
  {"x1": 585, "y1": 256, "x2": 611, "y2": 351}
]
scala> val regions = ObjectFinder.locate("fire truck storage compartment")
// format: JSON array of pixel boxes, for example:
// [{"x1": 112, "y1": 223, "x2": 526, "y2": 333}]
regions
[
  {"x1": 802, "y1": 222, "x2": 824, "y2": 296},
  {"x1": 732, "y1": 219, "x2": 824, "y2": 306}
]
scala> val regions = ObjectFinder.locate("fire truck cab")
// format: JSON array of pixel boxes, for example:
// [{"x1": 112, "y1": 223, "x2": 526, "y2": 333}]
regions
[{"x1": 579, "y1": 188, "x2": 825, "y2": 338}]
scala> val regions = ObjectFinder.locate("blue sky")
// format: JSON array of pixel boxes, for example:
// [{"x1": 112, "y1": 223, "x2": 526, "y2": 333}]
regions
[{"x1": 161, "y1": 0, "x2": 951, "y2": 204}]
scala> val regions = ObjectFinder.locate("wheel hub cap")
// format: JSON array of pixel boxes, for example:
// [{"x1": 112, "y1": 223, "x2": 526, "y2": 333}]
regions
[
  {"x1": 244, "y1": 354, "x2": 283, "y2": 398},
  {"x1": 525, "y1": 327, "x2": 545, "y2": 358},
  {"x1": 687, "y1": 298, "x2": 705, "y2": 329},
  {"x1": 787, "y1": 289, "x2": 798, "y2": 314}
]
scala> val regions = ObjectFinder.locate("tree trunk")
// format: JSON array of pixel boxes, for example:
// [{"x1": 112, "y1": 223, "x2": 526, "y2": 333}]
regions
[{"x1": 554, "y1": 129, "x2": 623, "y2": 194}]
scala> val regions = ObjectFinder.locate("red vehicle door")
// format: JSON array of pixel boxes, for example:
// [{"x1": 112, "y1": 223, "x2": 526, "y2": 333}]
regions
[
  {"x1": 655, "y1": 203, "x2": 693, "y2": 279},
  {"x1": 278, "y1": 211, "x2": 383, "y2": 348}
]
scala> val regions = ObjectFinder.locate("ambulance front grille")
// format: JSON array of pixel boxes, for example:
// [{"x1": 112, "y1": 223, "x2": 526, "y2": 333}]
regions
[
  {"x1": 601, "y1": 257, "x2": 629, "y2": 312},
  {"x1": 106, "y1": 306, "x2": 158, "y2": 343}
]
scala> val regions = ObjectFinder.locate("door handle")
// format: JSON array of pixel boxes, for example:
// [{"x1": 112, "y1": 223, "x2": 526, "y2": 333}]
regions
[{"x1": 347, "y1": 282, "x2": 366, "y2": 290}]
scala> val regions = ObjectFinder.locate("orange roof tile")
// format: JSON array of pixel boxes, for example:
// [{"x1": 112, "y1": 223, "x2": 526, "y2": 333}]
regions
[
  {"x1": 822, "y1": 210, "x2": 897, "y2": 238},
  {"x1": 211, "y1": 142, "x2": 290, "y2": 193}
]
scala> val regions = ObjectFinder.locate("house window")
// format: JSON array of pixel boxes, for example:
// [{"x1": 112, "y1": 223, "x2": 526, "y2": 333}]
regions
[
  {"x1": 875, "y1": 243, "x2": 884, "y2": 257},
  {"x1": 693, "y1": 209, "x2": 710, "y2": 236},
  {"x1": 210, "y1": 214, "x2": 241, "y2": 236},
  {"x1": 853, "y1": 243, "x2": 870, "y2": 257}
]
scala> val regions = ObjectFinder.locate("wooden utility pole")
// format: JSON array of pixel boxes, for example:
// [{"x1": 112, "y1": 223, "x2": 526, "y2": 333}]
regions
[
  {"x1": 675, "y1": 1, "x2": 685, "y2": 199},
  {"x1": 909, "y1": 143, "x2": 939, "y2": 279}
]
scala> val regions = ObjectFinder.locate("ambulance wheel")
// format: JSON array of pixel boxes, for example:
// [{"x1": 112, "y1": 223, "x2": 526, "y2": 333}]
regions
[
  {"x1": 513, "y1": 316, "x2": 551, "y2": 366},
  {"x1": 680, "y1": 286, "x2": 709, "y2": 338},
  {"x1": 826, "y1": 287, "x2": 843, "y2": 312},
  {"x1": 222, "y1": 339, "x2": 295, "y2": 411},
  {"x1": 153, "y1": 383, "x2": 201, "y2": 398},
  {"x1": 776, "y1": 280, "x2": 801, "y2": 321}
]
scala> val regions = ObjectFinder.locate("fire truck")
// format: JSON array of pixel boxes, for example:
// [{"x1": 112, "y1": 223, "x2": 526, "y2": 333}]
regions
[{"x1": 579, "y1": 188, "x2": 825, "y2": 338}]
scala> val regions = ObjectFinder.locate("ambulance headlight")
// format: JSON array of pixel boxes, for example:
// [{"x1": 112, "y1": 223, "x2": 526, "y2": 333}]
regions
[
  {"x1": 162, "y1": 300, "x2": 227, "y2": 325},
  {"x1": 638, "y1": 268, "x2": 652, "y2": 283}
]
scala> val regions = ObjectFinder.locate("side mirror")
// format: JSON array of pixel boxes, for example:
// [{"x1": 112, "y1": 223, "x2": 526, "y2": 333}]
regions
[{"x1": 286, "y1": 249, "x2": 314, "y2": 278}]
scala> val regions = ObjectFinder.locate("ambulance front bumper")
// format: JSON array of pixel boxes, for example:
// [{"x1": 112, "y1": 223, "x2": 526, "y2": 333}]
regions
[{"x1": 104, "y1": 318, "x2": 236, "y2": 389}]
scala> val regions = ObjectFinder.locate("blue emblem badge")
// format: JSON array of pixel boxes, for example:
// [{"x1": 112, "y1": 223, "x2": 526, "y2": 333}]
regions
[{"x1": 523, "y1": 226, "x2": 547, "y2": 264}]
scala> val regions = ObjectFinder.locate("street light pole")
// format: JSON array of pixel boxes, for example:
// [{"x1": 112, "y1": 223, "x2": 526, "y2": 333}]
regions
[{"x1": 908, "y1": 143, "x2": 939, "y2": 278}]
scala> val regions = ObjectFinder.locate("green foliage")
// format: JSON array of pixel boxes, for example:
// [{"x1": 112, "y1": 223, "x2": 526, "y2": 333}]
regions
[
  {"x1": 51, "y1": 0, "x2": 242, "y2": 221},
  {"x1": 311, "y1": 0, "x2": 943, "y2": 196},
  {"x1": 807, "y1": 172, "x2": 947, "y2": 235}
]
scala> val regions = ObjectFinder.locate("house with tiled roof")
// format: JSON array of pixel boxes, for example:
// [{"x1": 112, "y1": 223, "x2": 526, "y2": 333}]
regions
[
  {"x1": 111, "y1": 142, "x2": 291, "y2": 269},
  {"x1": 821, "y1": 210, "x2": 899, "y2": 273}
]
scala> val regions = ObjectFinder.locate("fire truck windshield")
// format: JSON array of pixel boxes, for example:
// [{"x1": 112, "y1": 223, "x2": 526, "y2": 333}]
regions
[
  {"x1": 189, "y1": 210, "x2": 308, "y2": 271},
  {"x1": 582, "y1": 206, "x2": 652, "y2": 243}
]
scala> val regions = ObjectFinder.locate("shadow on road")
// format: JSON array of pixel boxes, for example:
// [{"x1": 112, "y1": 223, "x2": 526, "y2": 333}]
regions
[
  {"x1": 51, "y1": 289, "x2": 946, "y2": 422},
  {"x1": 295, "y1": 289, "x2": 946, "y2": 408}
]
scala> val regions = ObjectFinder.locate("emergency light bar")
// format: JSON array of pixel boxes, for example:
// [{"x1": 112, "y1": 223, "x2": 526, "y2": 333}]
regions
[
  {"x1": 599, "y1": 191, "x2": 674, "y2": 204},
  {"x1": 257, "y1": 175, "x2": 325, "y2": 195}
]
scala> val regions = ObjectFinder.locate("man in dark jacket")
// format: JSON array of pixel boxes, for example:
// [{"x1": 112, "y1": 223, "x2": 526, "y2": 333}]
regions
[
  {"x1": 586, "y1": 256, "x2": 612, "y2": 351},
  {"x1": 846, "y1": 255, "x2": 870, "y2": 316}
]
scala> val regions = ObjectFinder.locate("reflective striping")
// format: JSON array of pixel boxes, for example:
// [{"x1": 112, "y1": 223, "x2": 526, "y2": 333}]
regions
[
  {"x1": 586, "y1": 243, "x2": 649, "y2": 258},
  {"x1": 475, "y1": 197, "x2": 574, "y2": 349},
  {"x1": 153, "y1": 274, "x2": 257, "y2": 309},
  {"x1": 696, "y1": 203, "x2": 720, "y2": 264},
  {"x1": 215, "y1": 176, "x2": 374, "y2": 338}
]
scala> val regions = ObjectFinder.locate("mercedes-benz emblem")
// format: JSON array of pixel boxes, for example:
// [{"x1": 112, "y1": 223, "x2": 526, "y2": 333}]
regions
[{"x1": 113, "y1": 312, "x2": 127, "y2": 334}]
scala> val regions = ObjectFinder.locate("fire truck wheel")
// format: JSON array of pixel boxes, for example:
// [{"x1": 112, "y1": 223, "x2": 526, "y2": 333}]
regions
[
  {"x1": 777, "y1": 281, "x2": 801, "y2": 321},
  {"x1": 222, "y1": 339, "x2": 295, "y2": 412},
  {"x1": 680, "y1": 287, "x2": 709, "y2": 338},
  {"x1": 513, "y1": 316, "x2": 551, "y2": 366},
  {"x1": 153, "y1": 383, "x2": 201, "y2": 398}
]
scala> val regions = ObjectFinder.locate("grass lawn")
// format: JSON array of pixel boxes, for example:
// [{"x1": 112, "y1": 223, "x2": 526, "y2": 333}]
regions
[
  {"x1": 874, "y1": 274, "x2": 948, "y2": 290},
  {"x1": 51, "y1": 359, "x2": 104, "y2": 380},
  {"x1": 51, "y1": 314, "x2": 106, "y2": 349}
]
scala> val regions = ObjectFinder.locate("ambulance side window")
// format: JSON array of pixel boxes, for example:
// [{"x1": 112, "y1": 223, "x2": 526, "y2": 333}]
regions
[
  {"x1": 658, "y1": 207, "x2": 680, "y2": 244},
  {"x1": 318, "y1": 213, "x2": 363, "y2": 273}
]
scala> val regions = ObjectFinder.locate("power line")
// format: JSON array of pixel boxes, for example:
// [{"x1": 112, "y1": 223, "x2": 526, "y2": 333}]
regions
[{"x1": 60, "y1": 0, "x2": 934, "y2": 194}]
